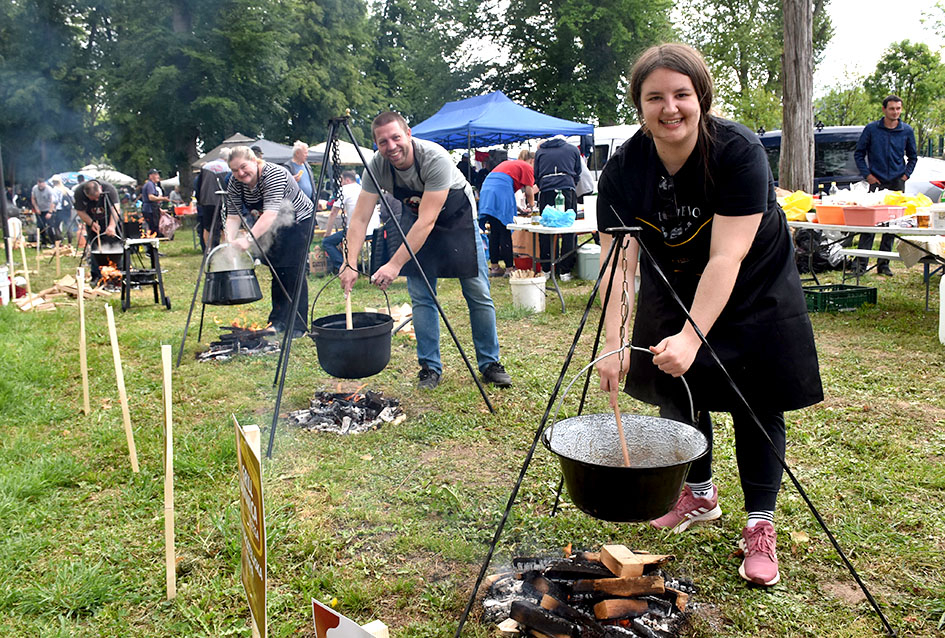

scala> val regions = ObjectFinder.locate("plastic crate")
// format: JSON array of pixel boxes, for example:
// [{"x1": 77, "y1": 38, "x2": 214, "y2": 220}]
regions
[
  {"x1": 803, "y1": 284, "x2": 877, "y2": 312},
  {"x1": 842, "y1": 205, "x2": 903, "y2": 226}
]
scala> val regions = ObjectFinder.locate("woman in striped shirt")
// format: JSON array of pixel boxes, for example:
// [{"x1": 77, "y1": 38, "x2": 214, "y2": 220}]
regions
[{"x1": 225, "y1": 145, "x2": 315, "y2": 336}]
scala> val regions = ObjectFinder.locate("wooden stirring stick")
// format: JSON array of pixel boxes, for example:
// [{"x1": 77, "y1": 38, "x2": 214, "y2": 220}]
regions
[
  {"x1": 345, "y1": 290, "x2": 353, "y2": 330},
  {"x1": 610, "y1": 388, "x2": 631, "y2": 467}
]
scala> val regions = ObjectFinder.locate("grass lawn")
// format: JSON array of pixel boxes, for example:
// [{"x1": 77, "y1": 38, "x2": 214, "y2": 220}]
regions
[{"x1": 1, "y1": 228, "x2": 943, "y2": 637}]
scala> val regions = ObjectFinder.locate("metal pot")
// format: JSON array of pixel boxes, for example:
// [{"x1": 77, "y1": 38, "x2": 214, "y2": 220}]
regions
[
  {"x1": 202, "y1": 243, "x2": 262, "y2": 306},
  {"x1": 309, "y1": 312, "x2": 393, "y2": 378},
  {"x1": 89, "y1": 234, "x2": 124, "y2": 256},
  {"x1": 542, "y1": 413, "x2": 708, "y2": 522}
]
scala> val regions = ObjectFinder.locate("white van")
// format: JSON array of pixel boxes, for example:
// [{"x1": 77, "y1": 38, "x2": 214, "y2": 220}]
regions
[{"x1": 586, "y1": 124, "x2": 641, "y2": 189}]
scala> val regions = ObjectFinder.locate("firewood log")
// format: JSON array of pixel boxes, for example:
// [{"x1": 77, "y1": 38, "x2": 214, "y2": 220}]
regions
[
  {"x1": 509, "y1": 600, "x2": 580, "y2": 638},
  {"x1": 572, "y1": 573, "x2": 665, "y2": 597}
]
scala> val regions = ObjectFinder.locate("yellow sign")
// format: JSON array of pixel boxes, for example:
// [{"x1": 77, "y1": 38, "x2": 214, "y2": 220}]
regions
[{"x1": 235, "y1": 418, "x2": 266, "y2": 637}]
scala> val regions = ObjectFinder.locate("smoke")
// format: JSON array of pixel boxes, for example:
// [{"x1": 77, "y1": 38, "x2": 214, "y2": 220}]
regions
[{"x1": 252, "y1": 199, "x2": 297, "y2": 255}]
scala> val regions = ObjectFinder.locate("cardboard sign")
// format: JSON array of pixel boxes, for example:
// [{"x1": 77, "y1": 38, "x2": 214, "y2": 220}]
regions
[
  {"x1": 236, "y1": 419, "x2": 266, "y2": 637},
  {"x1": 312, "y1": 599, "x2": 374, "y2": 638}
]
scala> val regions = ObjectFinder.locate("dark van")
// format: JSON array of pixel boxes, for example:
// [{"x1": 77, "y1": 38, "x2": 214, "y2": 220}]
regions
[{"x1": 757, "y1": 126, "x2": 864, "y2": 192}]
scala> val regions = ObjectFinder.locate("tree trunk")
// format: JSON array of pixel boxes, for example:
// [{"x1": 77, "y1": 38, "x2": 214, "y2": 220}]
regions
[{"x1": 780, "y1": 0, "x2": 814, "y2": 193}]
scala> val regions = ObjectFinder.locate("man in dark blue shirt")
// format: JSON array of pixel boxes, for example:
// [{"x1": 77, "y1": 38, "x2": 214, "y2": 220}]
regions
[
  {"x1": 141, "y1": 169, "x2": 169, "y2": 236},
  {"x1": 853, "y1": 95, "x2": 918, "y2": 276}
]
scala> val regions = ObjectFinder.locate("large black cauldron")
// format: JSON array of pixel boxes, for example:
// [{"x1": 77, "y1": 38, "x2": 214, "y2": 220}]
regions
[
  {"x1": 309, "y1": 312, "x2": 393, "y2": 379},
  {"x1": 202, "y1": 244, "x2": 262, "y2": 306},
  {"x1": 543, "y1": 414, "x2": 708, "y2": 522}
]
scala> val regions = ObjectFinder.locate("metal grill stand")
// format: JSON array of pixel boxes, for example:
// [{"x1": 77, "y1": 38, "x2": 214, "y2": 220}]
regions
[{"x1": 120, "y1": 237, "x2": 171, "y2": 311}]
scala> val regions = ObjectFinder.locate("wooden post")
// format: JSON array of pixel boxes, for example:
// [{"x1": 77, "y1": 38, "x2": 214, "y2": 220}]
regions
[
  {"x1": 78, "y1": 268, "x2": 91, "y2": 415},
  {"x1": 35, "y1": 228, "x2": 41, "y2": 276},
  {"x1": 162, "y1": 345, "x2": 176, "y2": 599},
  {"x1": 55, "y1": 240, "x2": 61, "y2": 277},
  {"x1": 105, "y1": 304, "x2": 139, "y2": 473},
  {"x1": 18, "y1": 238, "x2": 31, "y2": 299}
]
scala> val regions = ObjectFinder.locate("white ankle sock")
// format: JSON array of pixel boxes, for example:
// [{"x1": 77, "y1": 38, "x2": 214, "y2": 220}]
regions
[
  {"x1": 687, "y1": 479, "x2": 714, "y2": 499},
  {"x1": 746, "y1": 511, "x2": 774, "y2": 528}
]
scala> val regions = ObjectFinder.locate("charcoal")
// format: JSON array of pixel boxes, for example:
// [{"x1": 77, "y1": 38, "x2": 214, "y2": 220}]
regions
[{"x1": 544, "y1": 559, "x2": 614, "y2": 580}]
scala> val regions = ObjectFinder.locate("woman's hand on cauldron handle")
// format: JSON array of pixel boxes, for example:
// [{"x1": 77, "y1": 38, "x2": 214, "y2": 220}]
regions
[
  {"x1": 339, "y1": 263, "x2": 359, "y2": 294},
  {"x1": 596, "y1": 345, "x2": 629, "y2": 393},
  {"x1": 650, "y1": 331, "x2": 700, "y2": 378}
]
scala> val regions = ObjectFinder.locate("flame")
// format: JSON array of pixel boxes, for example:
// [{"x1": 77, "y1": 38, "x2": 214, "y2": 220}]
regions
[
  {"x1": 213, "y1": 316, "x2": 222, "y2": 325},
  {"x1": 345, "y1": 384, "x2": 367, "y2": 401},
  {"x1": 142, "y1": 230, "x2": 158, "y2": 238},
  {"x1": 99, "y1": 260, "x2": 122, "y2": 285},
  {"x1": 229, "y1": 314, "x2": 268, "y2": 332}
]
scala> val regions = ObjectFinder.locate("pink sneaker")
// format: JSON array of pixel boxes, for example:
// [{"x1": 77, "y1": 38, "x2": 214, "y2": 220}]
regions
[
  {"x1": 738, "y1": 521, "x2": 781, "y2": 586},
  {"x1": 650, "y1": 485, "x2": 722, "y2": 533}
]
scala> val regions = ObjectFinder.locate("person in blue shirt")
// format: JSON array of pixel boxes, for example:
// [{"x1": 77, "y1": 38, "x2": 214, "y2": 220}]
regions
[
  {"x1": 285, "y1": 141, "x2": 315, "y2": 201},
  {"x1": 853, "y1": 95, "x2": 918, "y2": 276}
]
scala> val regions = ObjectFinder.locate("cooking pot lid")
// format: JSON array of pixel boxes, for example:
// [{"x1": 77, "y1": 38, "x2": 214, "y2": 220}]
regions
[{"x1": 208, "y1": 243, "x2": 255, "y2": 272}]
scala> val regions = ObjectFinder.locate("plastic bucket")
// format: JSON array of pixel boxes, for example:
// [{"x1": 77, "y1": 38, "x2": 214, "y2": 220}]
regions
[
  {"x1": 510, "y1": 276, "x2": 546, "y2": 312},
  {"x1": 0, "y1": 266, "x2": 8, "y2": 306},
  {"x1": 575, "y1": 244, "x2": 601, "y2": 280}
]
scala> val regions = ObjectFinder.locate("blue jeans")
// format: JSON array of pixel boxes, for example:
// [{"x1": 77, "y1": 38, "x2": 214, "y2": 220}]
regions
[
  {"x1": 322, "y1": 231, "x2": 344, "y2": 272},
  {"x1": 405, "y1": 229, "x2": 501, "y2": 375}
]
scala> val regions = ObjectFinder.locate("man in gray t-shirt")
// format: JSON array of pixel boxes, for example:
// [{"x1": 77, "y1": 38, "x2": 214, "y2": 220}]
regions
[
  {"x1": 31, "y1": 178, "x2": 58, "y2": 246},
  {"x1": 339, "y1": 111, "x2": 511, "y2": 391}
]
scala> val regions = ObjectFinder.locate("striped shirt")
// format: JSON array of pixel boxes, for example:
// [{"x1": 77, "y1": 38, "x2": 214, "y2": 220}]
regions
[{"x1": 225, "y1": 161, "x2": 313, "y2": 223}]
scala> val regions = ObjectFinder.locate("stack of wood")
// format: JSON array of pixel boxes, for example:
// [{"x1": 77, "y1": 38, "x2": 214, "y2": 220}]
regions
[
  {"x1": 486, "y1": 545, "x2": 693, "y2": 638},
  {"x1": 15, "y1": 274, "x2": 112, "y2": 312}
]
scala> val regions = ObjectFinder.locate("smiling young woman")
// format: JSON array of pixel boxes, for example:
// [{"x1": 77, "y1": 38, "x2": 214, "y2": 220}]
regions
[{"x1": 594, "y1": 43, "x2": 823, "y2": 587}]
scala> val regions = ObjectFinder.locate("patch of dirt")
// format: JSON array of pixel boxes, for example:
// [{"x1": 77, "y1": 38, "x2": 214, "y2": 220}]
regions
[
  {"x1": 821, "y1": 580, "x2": 867, "y2": 606},
  {"x1": 419, "y1": 440, "x2": 510, "y2": 489}
]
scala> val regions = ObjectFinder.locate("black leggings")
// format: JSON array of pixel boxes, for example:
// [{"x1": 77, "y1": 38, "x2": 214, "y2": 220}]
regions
[
  {"x1": 482, "y1": 215, "x2": 513, "y2": 266},
  {"x1": 659, "y1": 403, "x2": 786, "y2": 513}
]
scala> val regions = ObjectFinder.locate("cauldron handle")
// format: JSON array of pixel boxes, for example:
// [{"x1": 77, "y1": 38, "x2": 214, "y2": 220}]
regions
[
  {"x1": 310, "y1": 274, "x2": 392, "y2": 327},
  {"x1": 546, "y1": 344, "x2": 694, "y2": 445}
]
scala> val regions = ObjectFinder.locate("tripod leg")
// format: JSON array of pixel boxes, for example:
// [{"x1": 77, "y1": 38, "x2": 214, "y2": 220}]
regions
[{"x1": 176, "y1": 203, "x2": 221, "y2": 366}]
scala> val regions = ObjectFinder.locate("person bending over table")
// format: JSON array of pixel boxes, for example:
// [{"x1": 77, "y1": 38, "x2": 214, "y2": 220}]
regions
[
  {"x1": 74, "y1": 179, "x2": 121, "y2": 284},
  {"x1": 339, "y1": 111, "x2": 511, "y2": 391},
  {"x1": 225, "y1": 145, "x2": 314, "y2": 337},
  {"x1": 478, "y1": 150, "x2": 536, "y2": 277},
  {"x1": 595, "y1": 43, "x2": 823, "y2": 587}
]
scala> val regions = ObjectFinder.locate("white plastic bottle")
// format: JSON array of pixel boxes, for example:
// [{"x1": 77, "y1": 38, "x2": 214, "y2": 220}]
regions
[{"x1": 829, "y1": 181, "x2": 839, "y2": 197}]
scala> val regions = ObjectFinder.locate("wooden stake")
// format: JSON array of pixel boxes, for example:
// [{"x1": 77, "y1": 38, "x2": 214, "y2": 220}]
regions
[
  {"x1": 345, "y1": 291, "x2": 353, "y2": 330},
  {"x1": 78, "y1": 268, "x2": 91, "y2": 415},
  {"x1": 610, "y1": 388, "x2": 630, "y2": 467},
  {"x1": 162, "y1": 345, "x2": 176, "y2": 599},
  {"x1": 105, "y1": 304, "x2": 139, "y2": 473},
  {"x1": 36, "y1": 228, "x2": 41, "y2": 276},
  {"x1": 55, "y1": 240, "x2": 61, "y2": 277},
  {"x1": 18, "y1": 238, "x2": 31, "y2": 299}
]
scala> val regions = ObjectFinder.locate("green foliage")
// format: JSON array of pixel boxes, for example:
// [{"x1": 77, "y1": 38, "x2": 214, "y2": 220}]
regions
[
  {"x1": 865, "y1": 40, "x2": 945, "y2": 151},
  {"x1": 676, "y1": 0, "x2": 833, "y2": 129},
  {"x1": 814, "y1": 78, "x2": 875, "y2": 127},
  {"x1": 488, "y1": 0, "x2": 674, "y2": 125}
]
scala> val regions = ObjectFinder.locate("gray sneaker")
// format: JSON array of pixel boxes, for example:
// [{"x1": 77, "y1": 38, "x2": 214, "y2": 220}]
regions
[
  {"x1": 481, "y1": 362, "x2": 512, "y2": 387},
  {"x1": 417, "y1": 365, "x2": 441, "y2": 390}
]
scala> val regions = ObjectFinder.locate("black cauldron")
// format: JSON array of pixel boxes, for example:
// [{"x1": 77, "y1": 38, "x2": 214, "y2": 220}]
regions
[
  {"x1": 543, "y1": 414, "x2": 708, "y2": 522},
  {"x1": 88, "y1": 234, "x2": 124, "y2": 256},
  {"x1": 309, "y1": 312, "x2": 393, "y2": 379},
  {"x1": 202, "y1": 244, "x2": 263, "y2": 306}
]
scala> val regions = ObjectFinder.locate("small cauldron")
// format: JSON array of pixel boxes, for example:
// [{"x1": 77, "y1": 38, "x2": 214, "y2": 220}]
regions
[
  {"x1": 202, "y1": 243, "x2": 263, "y2": 306},
  {"x1": 543, "y1": 413, "x2": 708, "y2": 522},
  {"x1": 309, "y1": 280, "x2": 393, "y2": 379}
]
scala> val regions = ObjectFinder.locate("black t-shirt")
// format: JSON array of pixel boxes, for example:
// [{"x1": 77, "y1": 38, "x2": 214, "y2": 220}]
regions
[
  {"x1": 74, "y1": 180, "x2": 120, "y2": 226},
  {"x1": 597, "y1": 118, "x2": 822, "y2": 412}
]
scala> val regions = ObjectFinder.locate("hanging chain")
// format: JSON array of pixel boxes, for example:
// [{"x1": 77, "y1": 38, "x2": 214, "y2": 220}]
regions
[
  {"x1": 617, "y1": 236, "x2": 632, "y2": 372},
  {"x1": 330, "y1": 135, "x2": 350, "y2": 272}
]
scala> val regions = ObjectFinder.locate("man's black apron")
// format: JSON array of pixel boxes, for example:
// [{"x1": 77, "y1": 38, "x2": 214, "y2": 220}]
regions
[{"x1": 385, "y1": 157, "x2": 478, "y2": 279}]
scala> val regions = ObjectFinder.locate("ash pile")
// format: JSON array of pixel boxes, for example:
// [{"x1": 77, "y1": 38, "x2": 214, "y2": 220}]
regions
[
  {"x1": 196, "y1": 326, "x2": 279, "y2": 362},
  {"x1": 287, "y1": 389, "x2": 404, "y2": 434},
  {"x1": 483, "y1": 544, "x2": 694, "y2": 637}
]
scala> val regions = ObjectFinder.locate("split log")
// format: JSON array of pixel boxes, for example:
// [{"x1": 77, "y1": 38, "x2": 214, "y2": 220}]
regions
[
  {"x1": 509, "y1": 600, "x2": 580, "y2": 638},
  {"x1": 663, "y1": 587, "x2": 689, "y2": 612},
  {"x1": 522, "y1": 572, "x2": 566, "y2": 600},
  {"x1": 540, "y1": 595, "x2": 610, "y2": 638},
  {"x1": 496, "y1": 618, "x2": 520, "y2": 637},
  {"x1": 592, "y1": 598, "x2": 649, "y2": 620},
  {"x1": 543, "y1": 559, "x2": 613, "y2": 580},
  {"x1": 572, "y1": 573, "x2": 665, "y2": 597},
  {"x1": 600, "y1": 545, "x2": 673, "y2": 578}
]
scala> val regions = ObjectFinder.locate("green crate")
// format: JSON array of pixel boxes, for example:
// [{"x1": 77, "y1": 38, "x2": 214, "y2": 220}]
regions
[{"x1": 803, "y1": 284, "x2": 877, "y2": 312}]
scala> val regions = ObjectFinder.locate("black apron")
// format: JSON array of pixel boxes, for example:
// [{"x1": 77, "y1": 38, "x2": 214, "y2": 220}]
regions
[{"x1": 387, "y1": 158, "x2": 478, "y2": 279}]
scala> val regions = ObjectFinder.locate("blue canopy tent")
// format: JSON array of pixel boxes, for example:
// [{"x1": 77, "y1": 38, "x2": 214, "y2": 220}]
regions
[{"x1": 410, "y1": 91, "x2": 593, "y2": 150}]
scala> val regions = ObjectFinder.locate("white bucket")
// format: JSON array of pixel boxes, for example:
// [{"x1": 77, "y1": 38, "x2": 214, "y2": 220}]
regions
[
  {"x1": 510, "y1": 276, "x2": 546, "y2": 312},
  {"x1": 0, "y1": 266, "x2": 9, "y2": 306}
]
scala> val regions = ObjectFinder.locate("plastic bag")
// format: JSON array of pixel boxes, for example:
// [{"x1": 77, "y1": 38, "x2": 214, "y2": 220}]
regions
[
  {"x1": 540, "y1": 207, "x2": 576, "y2": 227},
  {"x1": 781, "y1": 190, "x2": 813, "y2": 221},
  {"x1": 158, "y1": 211, "x2": 182, "y2": 240}
]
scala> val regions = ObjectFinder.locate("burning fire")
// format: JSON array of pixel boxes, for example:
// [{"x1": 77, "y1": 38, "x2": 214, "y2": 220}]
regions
[
  {"x1": 99, "y1": 260, "x2": 122, "y2": 286},
  {"x1": 222, "y1": 312, "x2": 270, "y2": 331},
  {"x1": 142, "y1": 229, "x2": 158, "y2": 238}
]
